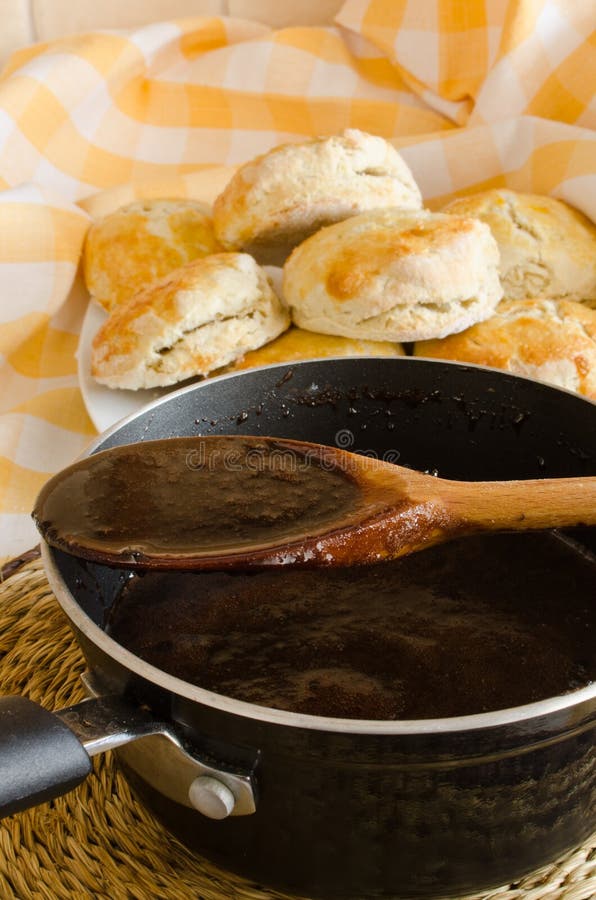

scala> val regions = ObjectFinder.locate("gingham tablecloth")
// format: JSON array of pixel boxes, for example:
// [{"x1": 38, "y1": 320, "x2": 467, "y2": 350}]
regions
[{"x1": 0, "y1": 0, "x2": 594, "y2": 558}]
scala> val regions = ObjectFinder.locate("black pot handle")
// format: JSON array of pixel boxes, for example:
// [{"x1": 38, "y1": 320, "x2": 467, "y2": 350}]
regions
[
  {"x1": 0, "y1": 695, "x2": 92, "y2": 817},
  {"x1": 0, "y1": 688, "x2": 257, "y2": 820}
]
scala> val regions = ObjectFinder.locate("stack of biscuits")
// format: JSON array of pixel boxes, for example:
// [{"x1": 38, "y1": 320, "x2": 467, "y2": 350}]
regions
[{"x1": 86, "y1": 130, "x2": 596, "y2": 398}]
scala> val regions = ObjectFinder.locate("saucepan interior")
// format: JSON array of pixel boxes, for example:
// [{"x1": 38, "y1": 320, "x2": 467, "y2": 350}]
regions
[{"x1": 50, "y1": 355, "x2": 596, "y2": 729}]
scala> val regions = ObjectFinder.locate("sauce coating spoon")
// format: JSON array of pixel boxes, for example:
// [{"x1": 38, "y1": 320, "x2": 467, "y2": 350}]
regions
[{"x1": 33, "y1": 434, "x2": 596, "y2": 570}]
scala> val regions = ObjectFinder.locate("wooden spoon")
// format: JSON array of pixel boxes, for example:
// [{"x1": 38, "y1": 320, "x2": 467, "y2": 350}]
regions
[{"x1": 32, "y1": 434, "x2": 596, "y2": 570}]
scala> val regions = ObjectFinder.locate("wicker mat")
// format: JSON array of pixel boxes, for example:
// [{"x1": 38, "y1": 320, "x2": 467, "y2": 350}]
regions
[{"x1": 0, "y1": 552, "x2": 594, "y2": 900}]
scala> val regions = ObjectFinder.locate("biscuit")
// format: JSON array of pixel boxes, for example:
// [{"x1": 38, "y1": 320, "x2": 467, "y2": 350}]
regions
[
  {"x1": 83, "y1": 198, "x2": 222, "y2": 312},
  {"x1": 226, "y1": 326, "x2": 404, "y2": 372},
  {"x1": 415, "y1": 297, "x2": 596, "y2": 399},
  {"x1": 212, "y1": 129, "x2": 422, "y2": 264},
  {"x1": 442, "y1": 189, "x2": 596, "y2": 302},
  {"x1": 91, "y1": 253, "x2": 290, "y2": 390},
  {"x1": 282, "y1": 209, "x2": 502, "y2": 342}
]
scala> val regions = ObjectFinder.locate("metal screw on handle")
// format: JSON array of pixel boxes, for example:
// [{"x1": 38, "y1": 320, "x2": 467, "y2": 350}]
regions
[{"x1": 188, "y1": 775, "x2": 236, "y2": 819}]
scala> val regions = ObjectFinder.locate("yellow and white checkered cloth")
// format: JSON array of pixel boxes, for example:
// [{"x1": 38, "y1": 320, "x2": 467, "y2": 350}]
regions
[{"x1": 0, "y1": 0, "x2": 594, "y2": 557}]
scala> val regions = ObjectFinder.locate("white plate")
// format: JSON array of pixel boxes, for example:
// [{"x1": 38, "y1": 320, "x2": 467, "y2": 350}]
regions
[{"x1": 77, "y1": 266, "x2": 285, "y2": 433}]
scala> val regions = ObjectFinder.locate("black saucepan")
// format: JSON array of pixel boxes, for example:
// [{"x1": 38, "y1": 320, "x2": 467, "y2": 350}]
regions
[{"x1": 1, "y1": 357, "x2": 595, "y2": 900}]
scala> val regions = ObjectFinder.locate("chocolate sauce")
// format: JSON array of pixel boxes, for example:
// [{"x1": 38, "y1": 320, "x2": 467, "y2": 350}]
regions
[{"x1": 107, "y1": 532, "x2": 595, "y2": 719}]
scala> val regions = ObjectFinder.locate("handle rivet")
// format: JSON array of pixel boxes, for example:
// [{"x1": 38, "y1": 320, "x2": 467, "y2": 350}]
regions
[{"x1": 188, "y1": 775, "x2": 236, "y2": 819}]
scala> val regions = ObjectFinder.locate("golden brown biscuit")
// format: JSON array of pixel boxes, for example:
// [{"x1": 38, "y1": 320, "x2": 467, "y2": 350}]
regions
[
  {"x1": 442, "y1": 189, "x2": 596, "y2": 302},
  {"x1": 226, "y1": 326, "x2": 404, "y2": 372},
  {"x1": 91, "y1": 253, "x2": 290, "y2": 390},
  {"x1": 83, "y1": 198, "x2": 222, "y2": 312},
  {"x1": 283, "y1": 209, "x2": 502, "y2": 342},
  {"x1": 213, "y1": 129, "x2": 422, "y2": 264},
  {"x1": 414, "y1": 297, "x2": 596, "y2": 399}
]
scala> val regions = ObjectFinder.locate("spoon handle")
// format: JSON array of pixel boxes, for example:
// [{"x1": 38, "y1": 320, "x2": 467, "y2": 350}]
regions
[{"x1": 441, "y1": 476, "x2": 596, "y2": 533}]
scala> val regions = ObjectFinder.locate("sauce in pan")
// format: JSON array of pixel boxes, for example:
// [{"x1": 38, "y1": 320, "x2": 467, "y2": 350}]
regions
[{"x1": 107, "y1": 531, "x2": 595, "y2": 720}]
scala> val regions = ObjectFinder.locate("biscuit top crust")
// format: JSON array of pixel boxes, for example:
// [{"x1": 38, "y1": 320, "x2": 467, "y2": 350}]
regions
[
  {"x1": 213, "y1": 128, "x2": 422, "y2": 248},
  {"x1": 325, "y1": 213, "x2": 479, "y2": 301},
  {"x1": 414, "y1": 297, "x2": 596, "y2": 399},
  {"x1": 91, "y1": 252, "x2": 290, "y2": 389},
  {"x1": 282, "y1": 207, "x2": 502, "y2": 343},
  {"x1": 93, "y1": 252, "x2": 268, "y2": 352},
  {"x1": 84, "y1": 198, "x2": 221, "y2": 310},
  {"x1": 283, "y1": 208, "x2": 494, "y2": 311},
  {"x1": 445, "y1": 189, "x2": 595, "y2": 249},
  {"x1": 443, "y1": 189, "x2": 596, "y2": 300},
  {"x1": 228, "y1": 327, "x2": 403, "y2": 370}
]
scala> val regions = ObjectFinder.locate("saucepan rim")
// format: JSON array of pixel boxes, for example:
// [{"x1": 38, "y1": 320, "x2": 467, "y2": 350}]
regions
[{"x1": 44, "y1": 357, "x2": 596, "y2": 737}]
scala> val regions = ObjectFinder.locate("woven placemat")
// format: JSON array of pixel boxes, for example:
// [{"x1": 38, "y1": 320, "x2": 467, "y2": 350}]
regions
[{"x1": 0, "y1": 551, "x2": 594, "y2": 900}]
